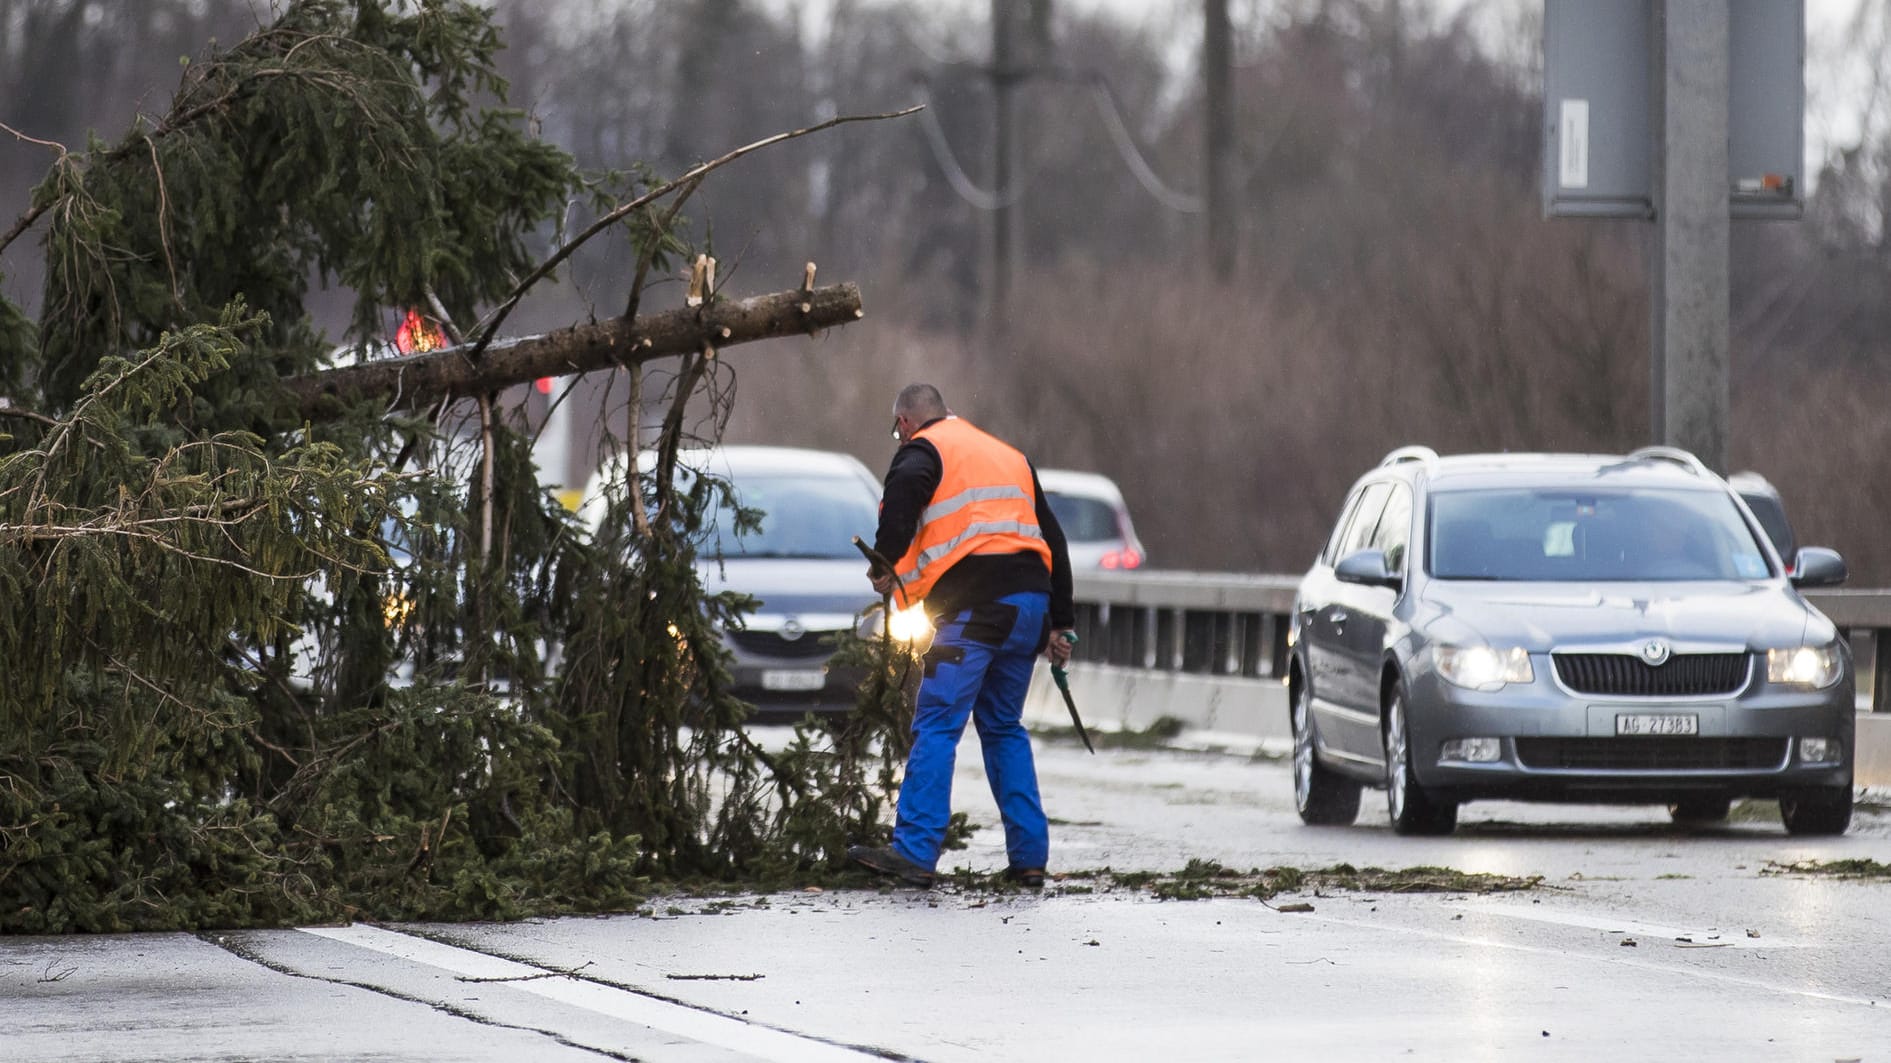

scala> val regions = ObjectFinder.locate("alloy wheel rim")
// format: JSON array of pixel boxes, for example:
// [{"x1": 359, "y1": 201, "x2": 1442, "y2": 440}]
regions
[
  {"x1": 1387, "y1": 695, "x2": 1408, "y2": 820},
  {"x1": 1293, "y1": 687, "x2": 1313, "y2": 810}
]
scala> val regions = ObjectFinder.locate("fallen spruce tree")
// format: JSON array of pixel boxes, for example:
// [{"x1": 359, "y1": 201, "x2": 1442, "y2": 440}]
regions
[{"x1": 0, "y1": 0, "x2": 925, "y2": 933}]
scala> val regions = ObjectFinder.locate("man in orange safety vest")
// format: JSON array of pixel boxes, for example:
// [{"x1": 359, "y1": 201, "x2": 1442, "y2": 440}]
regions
[{"x1": 848, "y1": 383, "x2": 1074, "y2": 889}]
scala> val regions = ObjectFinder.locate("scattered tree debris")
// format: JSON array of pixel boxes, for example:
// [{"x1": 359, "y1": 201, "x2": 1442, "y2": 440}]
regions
[
  {"x1": 37, "y1": 961, "x2": 78, "y2": 983},
  {"x1": 1035, "y1": 715, "x2": 1187, "y2": 750},
  {"x1": 457, "y1": 961, "x2": 595, "y2": 984},
  {"x1": 1762, "y1": 859, "x2": 1891, "y2": 880},
  {"x1": 1039, "y1": 860, "x2": 1541, "y2": 903}
]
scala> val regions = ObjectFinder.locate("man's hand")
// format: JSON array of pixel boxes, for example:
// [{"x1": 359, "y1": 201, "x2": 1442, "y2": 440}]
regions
[
  {"x1": 869, "y1": 568, "x2": 896, "y2": 597},
  {"x1": 1046, "y1": 628, "x2": 1076, "y2": 667}
]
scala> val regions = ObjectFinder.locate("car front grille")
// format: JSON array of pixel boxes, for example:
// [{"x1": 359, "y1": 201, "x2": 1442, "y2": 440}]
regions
[
  {"x1": 728, "y1": 629, "x2": 844, "y2": 659},
  {"x1": 1515, "y1": 737, "x2": 1789, "y2": 772},
  {"x1": 1552, "y1": 652, "x2": 1750, "y2": 697}
]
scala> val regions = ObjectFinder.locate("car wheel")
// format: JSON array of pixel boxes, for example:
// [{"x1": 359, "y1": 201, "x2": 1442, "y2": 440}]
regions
[
  {"x1": 1779, "y1": 786, "x2": 1853, "y2": 836},
  {"x1": 1292, "y1": 679, "x2": 1361, "y2": 826},
  {"x1": 1384, "y1": 684, "x2": 1457, "y2": 836},
  {"x1": 1667, "y1": 796, "x2": 1732, "y2": 824}
]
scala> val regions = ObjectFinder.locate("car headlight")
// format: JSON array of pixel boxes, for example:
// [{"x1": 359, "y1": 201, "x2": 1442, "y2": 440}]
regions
[
  {"x1": 859, "y1": 604, "x2": 934, "y2": 644},
  {"x1": 886, "y1": 604, "x2": 933, "y2": 643},
  {"x1": 1767, "y1": 643, "x2": 1843, "y2": 689},
  {"x1": 1435, "y1": 645, "x2": 1534, "y2": 691}
]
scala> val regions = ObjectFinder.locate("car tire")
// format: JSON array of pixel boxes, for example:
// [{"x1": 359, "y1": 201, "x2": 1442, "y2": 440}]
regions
[
  {"x1": 1384, "y1": 684, "x2": 1457, "y2": 836},
  {"x1": 1779, "y1": 786, "x2": 1853, "y2": 836},
  {"x1": 1292, "y1": 679, "x2": 1361, "y2": 826},
  {"x1": 1667, "y1": 796, "x2": 1732, "y2": 824}
]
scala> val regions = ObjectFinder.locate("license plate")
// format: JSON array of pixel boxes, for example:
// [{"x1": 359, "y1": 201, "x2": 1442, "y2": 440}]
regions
[
  {"x1": 761, "y1": 669, "x2": 826, "y2": 692},
  {"x1": 1616, "y1": 713, "x2": 1698, "y2": 736}
]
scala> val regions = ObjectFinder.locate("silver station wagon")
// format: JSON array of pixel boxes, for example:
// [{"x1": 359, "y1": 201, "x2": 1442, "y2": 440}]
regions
[{"x1": 1290, "y1": 446, "x2": 1854, "y2": 836}]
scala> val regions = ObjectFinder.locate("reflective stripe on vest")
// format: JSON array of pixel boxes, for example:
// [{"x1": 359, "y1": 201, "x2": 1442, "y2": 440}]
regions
[
  {"x1": 920, "y1": 484, "x2": 1033, "y2": 525},
  {"x1": 891, "y1": 417, "x2": 1051, "y2": 609},
  {"x1": 898, "y1": 518, "x2": 1044, "y2": 584}
]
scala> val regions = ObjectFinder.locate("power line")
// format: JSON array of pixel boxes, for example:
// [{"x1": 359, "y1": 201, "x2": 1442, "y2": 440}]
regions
[
  {"x1": 910, "y1": 74, "x2": 1028, "y2": 210},
  {"x1": 908, "y1": 69, "x2": 1203, "y2": 214},
  {"x1": 1083, "y1": 73, "x2": 1205, "y2": 214}
]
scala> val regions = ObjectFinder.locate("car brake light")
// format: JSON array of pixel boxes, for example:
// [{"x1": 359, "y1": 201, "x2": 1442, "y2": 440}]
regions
[{"x1": 1100, "y1": 548, "x2": 1142, "y2": 570}]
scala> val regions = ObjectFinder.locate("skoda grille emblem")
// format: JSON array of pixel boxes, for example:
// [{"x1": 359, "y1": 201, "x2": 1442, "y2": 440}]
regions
[
  {"x1": 1640, "y1": 639, "x2": 1671, "y2": 666},
  {"x1": 779, "y1": 617, "x2": 805, "y2": 642}
]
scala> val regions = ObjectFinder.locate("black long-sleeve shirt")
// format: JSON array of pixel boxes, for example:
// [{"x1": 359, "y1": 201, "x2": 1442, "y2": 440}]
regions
[{"x1": 873, "y1": 421, "x2": 1075, "y2": 628}]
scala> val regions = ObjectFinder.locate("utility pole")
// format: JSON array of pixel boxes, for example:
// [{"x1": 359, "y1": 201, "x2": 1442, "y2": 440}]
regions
[
  {"x1": 1203, "y1": 0, "x2": 1235, "y2": 279},
  {"x1": 1649, "y1": 0, "x2": 1730, "y2": 471},
  {"x1": 989, "y1": 0, "x2": 1025, "y2": 333}
]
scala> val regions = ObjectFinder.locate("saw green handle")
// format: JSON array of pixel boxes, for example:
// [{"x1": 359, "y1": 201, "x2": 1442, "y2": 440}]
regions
[{"x1": 1052, "y1": 629, "x2": 1078, "y2": 679}]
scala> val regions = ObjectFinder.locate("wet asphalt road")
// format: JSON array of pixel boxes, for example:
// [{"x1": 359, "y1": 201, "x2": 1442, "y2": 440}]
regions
[{"x1": 6, "y1": 737, "x2": 1891, "y2": 1062}]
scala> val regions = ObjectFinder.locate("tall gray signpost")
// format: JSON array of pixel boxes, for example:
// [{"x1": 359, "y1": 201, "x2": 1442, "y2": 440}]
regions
[{"x1": 1543, "y1": 0, "x2": 1803, "y2": 473}]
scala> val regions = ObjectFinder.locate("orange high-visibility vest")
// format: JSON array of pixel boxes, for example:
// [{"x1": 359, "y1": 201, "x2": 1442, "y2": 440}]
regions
[{"x1": 891, "y1": 416, "x2": 1051, "y2": 610}]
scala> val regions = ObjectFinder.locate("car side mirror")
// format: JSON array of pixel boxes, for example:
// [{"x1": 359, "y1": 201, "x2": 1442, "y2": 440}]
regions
[
  {"x1": 1790, "y1": 547, "x2": 1847, "y2": 588},
  {"x1": 1335, "y1": 548, "x2": 1402, "y2": 591}
]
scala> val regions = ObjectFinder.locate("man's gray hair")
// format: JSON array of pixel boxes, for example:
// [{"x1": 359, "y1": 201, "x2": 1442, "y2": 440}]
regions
[{"x1": 894, "y1": 383, "x2": 948, "y2": 420}]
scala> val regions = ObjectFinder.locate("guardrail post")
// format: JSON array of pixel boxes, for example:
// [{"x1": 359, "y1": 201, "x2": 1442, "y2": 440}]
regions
[
  {"x1": 1240, "y1": 612, "x2": 1264, "y2": 677},
  {"x1": 1081, "y1": 601, "x2": 1104, "y2": 658},
  {"x1": 1214, "y1": 613, "x2": 1236, "y2": 674},
  {"x1": 1269, "y1": 612, "x2": 1291, "y2": 679},
  {"x1": 1108, "y1": 604, "x2": 1138, "y2": 666},
  {"x1": 1182, "y1": 611, "x2": 1215, "y2": 673},
  {"x1": 1876, "y1": 628, "x2": 1890, "y2": 713}
]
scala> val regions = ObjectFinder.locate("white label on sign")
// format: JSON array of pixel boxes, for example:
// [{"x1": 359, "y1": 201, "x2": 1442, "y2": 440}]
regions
[{"x1": 1560, "y1": 99, "x2": 1590, "y2": 189}]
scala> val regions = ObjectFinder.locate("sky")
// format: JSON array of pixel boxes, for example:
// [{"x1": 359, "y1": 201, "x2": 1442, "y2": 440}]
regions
[
  {"x1": 772, "y1": 0, "x2": 1885, "y2": 193},
  {"x1": 1066, "y1": 0, "x2": 1882, "y2": 188}
]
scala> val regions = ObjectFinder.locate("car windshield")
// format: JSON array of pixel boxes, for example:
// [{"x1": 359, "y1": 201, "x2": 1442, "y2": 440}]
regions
[
  {"x1": 703, "y1": 472, "x2": 880, "y2": 560},
  {"x1": 1428, "y1": 487, "x2": 1772, "y2": 582},
  {"x1": 1046, "y1": 493, "x2": 1119, "y2": 543}
]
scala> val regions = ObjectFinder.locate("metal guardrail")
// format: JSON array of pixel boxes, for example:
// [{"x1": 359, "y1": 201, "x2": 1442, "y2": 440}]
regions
[{"x1": 1070, "y1": 571, "x2": 1891, "y2": 712}]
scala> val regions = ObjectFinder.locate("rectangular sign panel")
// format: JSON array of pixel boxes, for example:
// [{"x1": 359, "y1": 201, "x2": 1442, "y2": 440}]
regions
[
  {"x1": 1728, "y1": 0, "x2": 1805, "y2": 219},
  {"x1": 1543, "y1": 0, "x2": 1651, "y2": 218},
  {"x1": 1543, "y1": 0, "x2": 1804, "y2": 220}
]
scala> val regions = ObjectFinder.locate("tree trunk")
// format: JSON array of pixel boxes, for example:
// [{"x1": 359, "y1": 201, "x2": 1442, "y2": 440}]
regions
[{"x1": 283, "y1": 282, "x2": 864, "y2": 421}]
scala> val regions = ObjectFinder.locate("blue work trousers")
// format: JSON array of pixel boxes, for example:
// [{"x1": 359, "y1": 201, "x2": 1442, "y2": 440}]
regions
[{"x1": 891, "y1": 590, "x2": 1051, "y2": 872}]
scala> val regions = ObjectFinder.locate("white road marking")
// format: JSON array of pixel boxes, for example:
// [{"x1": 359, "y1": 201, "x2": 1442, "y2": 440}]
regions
[{"x1": 300, "y1": 924, "x2": 883, "y2": 1063}]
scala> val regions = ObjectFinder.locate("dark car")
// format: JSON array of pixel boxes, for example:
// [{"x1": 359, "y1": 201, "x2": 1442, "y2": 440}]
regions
[
  {"x1": 1729, "y1": 471, "x2": 1799, "y2": 577},
  {"x1": 1290, "y1": 445, "x2": 1854, "y2": 836},
  {"x1": 582, "y1": 446, "x2": 924, "y2": 715}
]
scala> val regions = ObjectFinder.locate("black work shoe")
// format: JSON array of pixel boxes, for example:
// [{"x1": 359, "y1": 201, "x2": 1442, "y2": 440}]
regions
[
  {"x1": 847, "y1": 845, "x2": 935, "y2": 888},
  {"x1": 1002, "y1": 866, "x2": 1046, "y2": 889}
]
